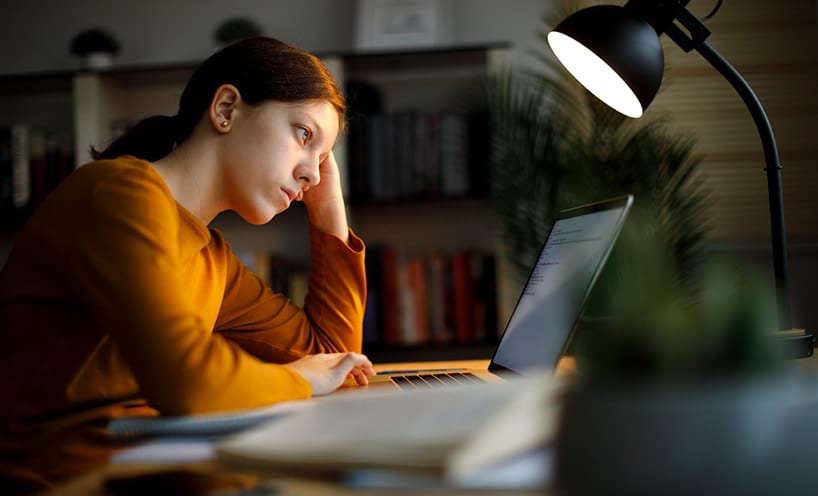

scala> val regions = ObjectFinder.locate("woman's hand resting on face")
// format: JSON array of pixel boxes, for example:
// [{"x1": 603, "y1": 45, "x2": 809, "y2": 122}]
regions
[
  {"x1": 299, "y1": 151, "x2": 350, "y2": 243},
  {"x1": 301, "y1": 150, "x2": 342, "y2": 209},
  {"x1": 283, "y1": 352, "x2": 376, "y2": 395}
]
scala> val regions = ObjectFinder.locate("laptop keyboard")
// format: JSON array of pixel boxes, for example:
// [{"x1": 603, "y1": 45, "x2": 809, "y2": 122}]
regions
[{"x1": 390, "y1": 372, "x2": 486, "y2": 390}]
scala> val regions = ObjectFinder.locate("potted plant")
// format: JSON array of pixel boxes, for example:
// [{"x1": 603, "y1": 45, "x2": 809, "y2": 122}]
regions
[
  {"x1": 553, "y1": 214, "x2": 818, "y2": 495},
  {"x1": 481, "y1": 12, "x2": 709, "y2": 311},
  {"x1": 70, "y1": 27, "x2": 121, "y2": 69}
]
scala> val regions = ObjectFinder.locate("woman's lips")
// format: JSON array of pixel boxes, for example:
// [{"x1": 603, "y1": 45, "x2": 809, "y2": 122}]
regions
[{"x1": 280, "y1": 188, "x2": 293, "y2": 206}]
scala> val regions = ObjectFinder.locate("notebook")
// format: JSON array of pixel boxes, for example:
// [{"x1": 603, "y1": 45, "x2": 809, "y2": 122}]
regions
[
  {"x1": 216, "y1": 373, "x2": 563, "y2": 478},
  {"x1": 360, "y1": 194, "x2": 634, "y2": 391}
]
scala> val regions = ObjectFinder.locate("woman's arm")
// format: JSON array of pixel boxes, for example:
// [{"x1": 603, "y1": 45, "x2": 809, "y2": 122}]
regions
[
  {"x1": 214, "y1": 151, "x2": 367, "y2": 360},
  {"x1": 69, "y1": 164, "x2": 315, "y2": 415},
  {"x1": 213, "y1": 224, "x2": 366, "y2": 360}
]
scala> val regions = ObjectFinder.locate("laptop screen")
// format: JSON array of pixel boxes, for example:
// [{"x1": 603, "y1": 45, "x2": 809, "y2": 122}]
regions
[{"x1": 490, "y1": 196, "x2": 632, "y2": 374}]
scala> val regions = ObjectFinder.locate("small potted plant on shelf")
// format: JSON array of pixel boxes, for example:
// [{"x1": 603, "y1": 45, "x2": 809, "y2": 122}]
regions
[
  {"x1": 70, "y1": 27, "x2": 121, "y2": 69},
  {"x1": 213, "y1": 17, "x2": 264, "y2": 46},
  {"x1": 553, "y1": 214, "x2": 818, "y2": 495}
]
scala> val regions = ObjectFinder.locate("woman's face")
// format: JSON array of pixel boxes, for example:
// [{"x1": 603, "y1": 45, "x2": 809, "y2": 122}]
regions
[{"x1": 221, "y1": 99, "x2": 340, "y2": 224}]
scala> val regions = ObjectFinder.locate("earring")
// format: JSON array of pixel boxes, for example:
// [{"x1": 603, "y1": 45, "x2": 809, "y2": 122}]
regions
[{"x1": 220, "y1": 121, "x2": 229, "y2": 128}]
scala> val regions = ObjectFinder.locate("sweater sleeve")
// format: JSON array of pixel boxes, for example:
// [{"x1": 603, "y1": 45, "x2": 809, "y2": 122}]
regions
[
  {"x1": 214, "y1": 225, "x2": 366, "y2": 363},
  {"x1": 66, "y1": 167, "x2": 311, "y2": 415}
]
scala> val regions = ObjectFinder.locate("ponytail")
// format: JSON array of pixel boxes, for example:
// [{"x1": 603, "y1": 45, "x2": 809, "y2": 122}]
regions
[{"x1": 90, "y1": 115, "x2": 178, "y2": 162}]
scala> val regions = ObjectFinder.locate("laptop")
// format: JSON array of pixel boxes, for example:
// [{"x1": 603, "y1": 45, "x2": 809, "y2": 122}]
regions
[{"x1": 361, "y1": 194, "x2": 634, "y2": 391}]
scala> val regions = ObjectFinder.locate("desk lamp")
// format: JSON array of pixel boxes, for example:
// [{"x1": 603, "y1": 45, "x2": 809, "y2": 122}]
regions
[{"x1": 546, "y1": 0, "x2": 813, "y2": 358}]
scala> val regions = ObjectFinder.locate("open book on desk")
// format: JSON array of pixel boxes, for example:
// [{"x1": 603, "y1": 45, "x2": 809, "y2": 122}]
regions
[
  {"x1": 216, "y1": 373, "x2": 566, "y2": 482},
  {"x1": 107, "y1": 399, "x2": 312, "y2": 440}
]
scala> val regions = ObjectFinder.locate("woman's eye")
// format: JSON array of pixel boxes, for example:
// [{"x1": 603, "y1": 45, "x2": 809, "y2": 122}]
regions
[{"x1": 296, "y1": 126, "x2": 311, "y2": 144}]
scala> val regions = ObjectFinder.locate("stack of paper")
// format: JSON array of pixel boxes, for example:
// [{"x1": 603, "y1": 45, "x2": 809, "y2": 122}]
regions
[
  {"x1": 216, "y1": 373, "x2": 565, "y2": 482},
  {"x1": 108, "y1": 400, "x2": 312, "y2": 464}
]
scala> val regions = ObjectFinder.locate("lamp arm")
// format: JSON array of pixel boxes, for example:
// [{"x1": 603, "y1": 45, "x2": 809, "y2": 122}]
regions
[{"x1": 694, "y1": 41, "x2": 793, "y2": 331}]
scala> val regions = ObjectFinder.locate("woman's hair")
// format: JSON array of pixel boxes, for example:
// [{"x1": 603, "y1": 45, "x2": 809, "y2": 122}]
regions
[{"x1": 91, "y1": 37, "x2": 345, "y2": 162}]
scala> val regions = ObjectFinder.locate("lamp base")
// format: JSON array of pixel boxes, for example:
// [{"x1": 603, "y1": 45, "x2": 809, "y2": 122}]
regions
[{"x1": 773, "y1": 329, "x2": 814, "y2": 359}]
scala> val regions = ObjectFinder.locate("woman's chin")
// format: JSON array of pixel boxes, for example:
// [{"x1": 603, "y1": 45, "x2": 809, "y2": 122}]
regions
[{"x1": 236, "y1": 207, "x2": 278, "y2": 225}]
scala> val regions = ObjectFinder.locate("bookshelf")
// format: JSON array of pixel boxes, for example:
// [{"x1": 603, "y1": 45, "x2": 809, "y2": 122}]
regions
[
  {"x1": 0, "y1": 72, "x2": 75, "y2": 254},
  {"x1": 0, "y1": 44, "x2": 514, "y2": 362}
]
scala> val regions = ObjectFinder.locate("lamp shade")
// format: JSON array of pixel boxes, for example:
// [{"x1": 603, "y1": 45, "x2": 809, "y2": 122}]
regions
[{"x1": 547, "y1": 5, "x2": 664, "y2": 118}]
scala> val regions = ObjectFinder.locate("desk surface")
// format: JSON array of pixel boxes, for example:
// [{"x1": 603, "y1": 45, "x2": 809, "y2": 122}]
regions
[
  {"x1": 49, "y1": 354, "x2": 816, "y2": 494},
  {"x1": 50, "y1": 463, "x2": 547, "y2": 495},
  {"x1": 49, "y1": 360, "x2": 553, "y2": 496}
]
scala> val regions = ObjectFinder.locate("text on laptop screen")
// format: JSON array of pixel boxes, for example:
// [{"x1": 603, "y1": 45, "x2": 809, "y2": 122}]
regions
[{"x1": 492, "y1": 207, "x2": 625, "y2": 373}]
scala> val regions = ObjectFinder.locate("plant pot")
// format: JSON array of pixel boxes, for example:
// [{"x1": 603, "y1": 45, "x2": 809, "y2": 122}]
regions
[
  {"x1": 84, "y1": 52, "x2": 115, "y2": 69},
  {"x1": 554, "y1": 375, "x2": 818, "y2": 495}
]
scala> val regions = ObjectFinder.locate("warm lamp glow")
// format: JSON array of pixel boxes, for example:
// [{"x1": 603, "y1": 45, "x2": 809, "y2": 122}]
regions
[{"x1": 547, "y1": 31, "x2": 644, "y2": 118}]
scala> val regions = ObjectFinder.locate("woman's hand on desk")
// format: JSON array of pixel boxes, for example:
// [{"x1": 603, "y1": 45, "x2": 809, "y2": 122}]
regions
[{"x1": 284, "y1": 352, "x2": 376, "y2": 395}]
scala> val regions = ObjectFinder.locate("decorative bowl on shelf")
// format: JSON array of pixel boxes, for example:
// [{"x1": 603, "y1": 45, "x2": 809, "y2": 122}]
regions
[
  {"x1": 70, "y1": 27, "x2": 121, "y2": 70},
  {"x1": 83, "y1": 52, "x2": 115, "y2": 70}
]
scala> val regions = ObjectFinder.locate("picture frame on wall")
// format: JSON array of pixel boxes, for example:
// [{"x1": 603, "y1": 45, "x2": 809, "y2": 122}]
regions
[{"x1": 354, "y1": 0, "x2": 454, "y2": 51}]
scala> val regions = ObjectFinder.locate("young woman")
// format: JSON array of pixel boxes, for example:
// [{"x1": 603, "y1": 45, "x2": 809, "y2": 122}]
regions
[{"x1": 0, "y1": 37, "x2": 374, "y2": 491}]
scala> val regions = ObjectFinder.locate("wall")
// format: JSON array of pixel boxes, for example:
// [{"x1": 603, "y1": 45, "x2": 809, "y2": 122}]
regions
[{"x1": 0, "y1": 0, "x2": 550, "y2": 75}]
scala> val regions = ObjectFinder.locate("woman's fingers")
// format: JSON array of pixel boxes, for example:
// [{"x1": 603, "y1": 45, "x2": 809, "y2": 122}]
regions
[
  {"x1": 332, "y1": 353, "x2": 373, "y2": 384},
  {"x1": 284, "y1": 352, "x2": 376, "y2": 394},
  {"x1": 349, "y1": 367, "x2": 369, "y2": 385}
]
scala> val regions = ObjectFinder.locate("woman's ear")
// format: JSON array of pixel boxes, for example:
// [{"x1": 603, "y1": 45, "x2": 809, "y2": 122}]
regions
[{"x1": 209, "y1": 84, "x2": 241, "y2": 133}]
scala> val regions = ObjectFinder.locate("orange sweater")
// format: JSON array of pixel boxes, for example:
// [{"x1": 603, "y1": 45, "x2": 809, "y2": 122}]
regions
[{"x1": 0, "y1": 156, "x2": 366, "y2": 490}]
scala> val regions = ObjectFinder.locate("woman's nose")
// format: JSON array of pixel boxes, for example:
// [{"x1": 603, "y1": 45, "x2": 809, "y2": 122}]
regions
[{"x1": 295, "y1": 155, "x2": 320, "y2": 187}]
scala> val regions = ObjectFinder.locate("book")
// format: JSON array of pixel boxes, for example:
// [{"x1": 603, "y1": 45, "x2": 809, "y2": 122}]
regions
[
  {"x1": 440, "y1": 113, "x2": 469, "y2": 197},
  {"x1": 345, "y1": 80, "x2": 382, "y2": 201},
  {"x1": 452, "y1": 250, "x2": 475, "y2": 344},
  {"x1": 0, "y1": 126, "x2": 12, "y2": 210},
  {"x1": 396, "y1": 258, "x2": 417, "y2": 345},
  {"x1": 363, "y1": 289, "x2": 381, "y2": 346},
  {"x1": 363, "y1": 245, "x2": 385, "y2": 346},
  {"x1": 425, "y1": 252, "x2": 450, "y2": 344},
  {"x1": 408, "y1": 257, "x2": 429, "y2": 344},
  {"x1": 466, "y1": 111, "x2": 491, "y2": 197},
  {"x1": 419, "y1": 112, "x2": 441, "y2": 196},
  {"x1": 472, "y1": 253, "x2": 498, "y2": 343},
  {"x1": 11, "y1": 124, "x2": 30, "y2": 208},
  {"x1": 288, "y1": 270, "x2": 309, "y2": 308},
  {"x1": 367, "y1": 114, "x2": 386, "y2": 201},
  {"x1": 216, "y1": 373, "x2": 565, "y2": 480},
  {"x1": 28, "y1": 130, "x2": 47, "y2": 207},
  {"x1": 107, "y1": 399, "x2": 311, "y2": 441},
  {"x1": 379, "y1": 247, "x2": 401, "y2": 345}
]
